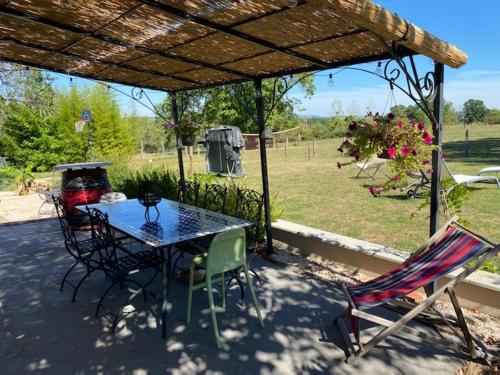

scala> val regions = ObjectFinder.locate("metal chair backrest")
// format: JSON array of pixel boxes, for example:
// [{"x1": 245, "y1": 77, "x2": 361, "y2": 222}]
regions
[
  {"x1": 178, "y1": 180, "x2": 200, "y2": 206},
  {"x1": 86, "y1": 207, "x2": 116, "y2": 263},
  {"x1": 202, "y1": 183, "x2": 228, "y2": 213},
  {"x1": 52, "y1": 195, "x2": 78, "y2": 249},
  {"x1": 206, "y1": 228, "x2": 246, "y2": 275},
  {"x1": 234, "y1": 188, "x2": 264, "y2": 244}
]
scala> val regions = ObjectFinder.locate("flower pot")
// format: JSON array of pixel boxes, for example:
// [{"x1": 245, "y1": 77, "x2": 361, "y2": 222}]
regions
[{"x1": 180, "y1": 134, "x2": 196, "y2": 147}]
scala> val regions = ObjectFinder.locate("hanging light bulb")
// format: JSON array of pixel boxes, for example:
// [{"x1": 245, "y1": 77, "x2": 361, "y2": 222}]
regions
[
  {"x1": 328, "y1": 73, "x2": 335, "y2": 88},
  {"x1": 375, "y1": 61, "x2": 383, "y2": 75}
]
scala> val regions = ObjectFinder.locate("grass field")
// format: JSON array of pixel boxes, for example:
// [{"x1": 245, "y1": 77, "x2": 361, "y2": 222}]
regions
[{"x1": 127, "y1": 124, "x2": 500, "y2": 263}]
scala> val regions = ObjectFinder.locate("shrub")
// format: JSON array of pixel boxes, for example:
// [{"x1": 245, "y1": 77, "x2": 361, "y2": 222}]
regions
[{"x1": 108, "y1": 166, "x2": 284, "y2": 243}]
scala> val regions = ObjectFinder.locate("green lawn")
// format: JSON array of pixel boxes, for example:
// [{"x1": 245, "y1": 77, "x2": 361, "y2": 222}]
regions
[{"x1": 129, "y1": 124, "x2": 500, "y2": 261}]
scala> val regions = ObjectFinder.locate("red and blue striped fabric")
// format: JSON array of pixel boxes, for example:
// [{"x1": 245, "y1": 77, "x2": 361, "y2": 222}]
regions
[{"x1": 348, "y1": 226, "x2": 486, "y2": 308}]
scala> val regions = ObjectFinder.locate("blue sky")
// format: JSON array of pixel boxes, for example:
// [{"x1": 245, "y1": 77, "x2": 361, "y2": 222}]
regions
[{"x1": 53, "y1": 1, "x2": 499, "y2": 118}]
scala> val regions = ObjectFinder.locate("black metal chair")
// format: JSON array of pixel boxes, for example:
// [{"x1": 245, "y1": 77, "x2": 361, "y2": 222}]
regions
[
  {"x1": 53, "y1": 195, "x2": 102, "y2": 302},
  {"x1": 177, "y1": 180, "x2": 200, "y2": 206},
  {"x1": 86, "y1": 207, "x2": 161, "y2": 333},
  {"x1": 201, "y1": 183, "x2": 228, "y2": 213}
]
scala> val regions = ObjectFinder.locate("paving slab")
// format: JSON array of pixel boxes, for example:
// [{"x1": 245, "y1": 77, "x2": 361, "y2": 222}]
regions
[{"x1": 0, "y1": 220, "x2": 465, "y2": 374}]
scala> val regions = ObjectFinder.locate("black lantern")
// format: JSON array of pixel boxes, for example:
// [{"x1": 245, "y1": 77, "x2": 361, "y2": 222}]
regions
[{"x1": 138, "y1": 180, "x2": 161, "y2": 222}]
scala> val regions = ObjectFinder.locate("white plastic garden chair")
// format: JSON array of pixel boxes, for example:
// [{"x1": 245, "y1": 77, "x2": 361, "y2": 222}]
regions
[
  {"x1": 441, "y1": 159, "x2": 500, "y2": 189},
  {"x1": 355, "y1": 156, "x2": 388, "y2": 180}
]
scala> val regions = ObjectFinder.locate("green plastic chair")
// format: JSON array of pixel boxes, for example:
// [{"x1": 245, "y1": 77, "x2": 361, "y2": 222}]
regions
[{"x1": 186, "y1": 228, "x2": 264, "y2": 349}]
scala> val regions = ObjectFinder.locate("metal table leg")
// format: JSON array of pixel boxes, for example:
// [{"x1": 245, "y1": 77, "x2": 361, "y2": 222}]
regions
[{"x1": 161, "y1": 246, "x2": 172, "y2": 339}]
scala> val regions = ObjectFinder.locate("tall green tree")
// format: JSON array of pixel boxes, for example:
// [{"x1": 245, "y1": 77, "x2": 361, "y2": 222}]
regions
[
  {"x1": 463, "y1": 99, "x2": 488, "y2": 123},
  {"x1": 0, "y1": 68, "x2": 64, "y2": 170}
]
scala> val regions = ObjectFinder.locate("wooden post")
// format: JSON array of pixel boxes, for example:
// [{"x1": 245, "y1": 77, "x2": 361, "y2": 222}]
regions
[
  {"x1": 188, "y1": 146, "x2": 193, "y2": 175},
  {"x1": 465, "y1": 129, "x2": 469, "y2": 156},
  {"x1": 285, "y1": 137, "x2": 289, "y2": 156},
  {"x1": 313, "y1": 137, "x2": 316, "y2": 155},
  {"x1": 308, "y1": 142, "x2": 311, "y2": 161},
  {"x1": 197, "y1": 145, "x2": 200, "y2": 155},
  {"x1": 162, "y1": 142, "x2": 166, "y2": 157},
  {"x1": 273, "y1": 137, "x2": 276, "y2": 149},
  {"x1": 298, "y1": 133, "x2": 302, "y2": 146}
]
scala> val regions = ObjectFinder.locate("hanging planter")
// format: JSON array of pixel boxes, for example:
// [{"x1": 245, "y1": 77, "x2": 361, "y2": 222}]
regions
[
  {"x1": 164, "y1": 118, "x2": 202, "y2": 148},
  {"x1": 337, "y1": 113, "x2": 437, "y2": 195},
  {"x1": 180, "y1": 133, "x2": 196, "y2": 147}
]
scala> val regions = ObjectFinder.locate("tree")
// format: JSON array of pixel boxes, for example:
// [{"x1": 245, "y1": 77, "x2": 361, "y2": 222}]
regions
[
  {"x1": 0, "y1": 68, "x2": 63, "y2": 170},
  {"x1": 156, "y1": 74, "x2": 316, "y2": 133},
  {"x1": 463, "y1": 99, "x2": 488, "y2": 123},
  {"x1": 484, "y1": 108, "x2": 500, "y2": 124}
]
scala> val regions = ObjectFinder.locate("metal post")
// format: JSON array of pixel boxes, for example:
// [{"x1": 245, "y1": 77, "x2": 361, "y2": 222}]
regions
[
  {"x1": 428, "y1": 62, "x2": 444, "y2": 294},
  {"x1": 430, "y1": 62, "x2": 444, "y2": 236},
  {"x1": 255, "y1": 79, "x2": 274, "y2": 255},
  {"x1": 170, "y1": 92, "x2": 187, "y2": 200}
]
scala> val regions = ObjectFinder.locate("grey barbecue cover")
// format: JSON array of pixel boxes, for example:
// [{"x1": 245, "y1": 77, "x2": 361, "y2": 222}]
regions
[{"x1": 204, "y1": 127, "x2": 245, "y2": 176}]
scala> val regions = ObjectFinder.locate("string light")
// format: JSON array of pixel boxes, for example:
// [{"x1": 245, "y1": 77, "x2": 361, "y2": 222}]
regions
[
  {"x1": 375, "y1": 61, "x2": 382, "y2": 75},
  {"x1": 328, "y1": 73, "x2": 334, "y2": 88}
]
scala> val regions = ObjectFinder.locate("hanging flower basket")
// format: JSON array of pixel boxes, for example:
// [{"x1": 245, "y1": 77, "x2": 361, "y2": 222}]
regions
[
  {"x1": 164, "y1": 118, "x2": 203, "y2": 147},
  {"x1": 337, "y1": 113, "x2": 437, "y2": 195},
  {"x1": 180, "y1": 133, "x2": 196, "y2": 147}
]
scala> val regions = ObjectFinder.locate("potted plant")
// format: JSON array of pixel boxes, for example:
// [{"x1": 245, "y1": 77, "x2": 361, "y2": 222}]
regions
[
  {"x1": 337, "y1": 113, "x2": 437, "y2": 195},
  {"x1": 164, "y1": 118, "x2": 202, "y2": 147}
]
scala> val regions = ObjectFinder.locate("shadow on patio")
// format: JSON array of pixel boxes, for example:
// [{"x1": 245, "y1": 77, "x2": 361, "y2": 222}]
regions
[{"x1": 0, "y1": 220, "x2": 466, "y2": 374}]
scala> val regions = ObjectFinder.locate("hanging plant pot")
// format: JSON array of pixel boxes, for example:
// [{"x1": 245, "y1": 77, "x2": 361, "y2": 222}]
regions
[{"x1": 180, "y1": 134, "x2": 196, "y2": 147}]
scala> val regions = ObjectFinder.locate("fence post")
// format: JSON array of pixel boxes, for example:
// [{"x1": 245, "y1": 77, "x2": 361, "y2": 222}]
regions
[
  {"x1": 308, "y1": 142, "x2": 311, "y2": 161},
  {"x1": 313, "y1": 137, "x2": 316, "y2": 155},
  {"x1": 464, "y1": 129, "x2": 469, "y2": 156},
  {"x1": 285, "y1": 137, "x2": 288, "y2": 156}
]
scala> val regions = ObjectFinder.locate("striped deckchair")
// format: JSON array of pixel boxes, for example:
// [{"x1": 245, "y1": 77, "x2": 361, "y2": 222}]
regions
[{"x1": 336, "y1": 216, "x2": 500, "y2": 364}]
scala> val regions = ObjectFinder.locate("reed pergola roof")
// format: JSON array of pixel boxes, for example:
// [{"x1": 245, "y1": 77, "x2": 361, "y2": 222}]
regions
[{"x1": 0, "y1": 0, "x2": 467, "y2": 92}]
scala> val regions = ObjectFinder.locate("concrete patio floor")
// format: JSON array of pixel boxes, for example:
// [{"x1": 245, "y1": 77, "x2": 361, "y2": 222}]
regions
[{"x1": 0, "y1": 219, "x2": 468, "y2": 374}]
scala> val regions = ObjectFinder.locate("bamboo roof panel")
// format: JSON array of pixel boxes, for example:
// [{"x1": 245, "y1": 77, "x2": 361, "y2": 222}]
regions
[
  {"x1": 43, "y1": 56, "x2": 109, "y2": 76},
  {"x1": 0, "y1": 0, "x2": 468, "y2": 92},
  {"x1": 168, "y1": 33, "x2": 270, "y2": 65},
  {"x1": 141, "y1": 76, "x2": 195, "y2": 91},
  {"x1": 175, "y1": 68, "x2": 240, "y2": 84},
  {"x1": 95, "y1": 67, "x2": 156, "y2": 84},
  {"x1": 8, "y1": 0, "x2": 138, "y2": 32},
  {"x1": 99, "y1": 5, "x2": 212, "y2": 51},
  {"x1": 294, "y1": 31, "x2": 386, "y2": 63},
  {"x1": 0, "y1": 40, "x2": 52, "y2": 64},
  {"x1": 65, "y1": 38, "x2": 148, "y2": 64},
  {"x1": 125, "y1": 55, "x2": 197, "y2": 75},
  {"x1": 161, "y1": 0, "x2": 288, "y2": 26},
  {"x1": 0, "y1": 13, "x2": 80, "y2": 50},
  {"x1": 234, "y1": 2, "x2": 353, "y2": 48},
  {"x1": 223, "y1": 52, "x2": 312, "y2": 75}
]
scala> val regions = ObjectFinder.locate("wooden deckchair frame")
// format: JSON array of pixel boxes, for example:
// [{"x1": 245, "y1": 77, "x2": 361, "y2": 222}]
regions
[{"x1": 335, "y1": 216, "x2": 500, "y2": 364}]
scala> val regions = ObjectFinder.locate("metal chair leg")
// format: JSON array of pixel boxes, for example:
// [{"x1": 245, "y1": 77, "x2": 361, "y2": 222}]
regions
[
  {"x1": 60, "y1": 260, "x2": 79, "y2": 291},
  {"x1": 95, "y1": 280, "x2": 117, "y2": 318},
  {"x1": 71, "y1": 271, "x2": 93, "y2": 303}
]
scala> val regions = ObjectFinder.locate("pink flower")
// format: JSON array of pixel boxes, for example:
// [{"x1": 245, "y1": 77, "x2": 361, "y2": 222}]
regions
[
  {"x1": 371, "y1": 122, "x2": 378, "y2": 129},
  {"x1": 386, "y1": 112, "x2": 394, "y2": 120},
  {"x1": 427, "y1": 169, "x2": 433, "y2": 174},
  {"x1": 424, "y1": 134, "x2": 433, "y2": 145},
  {"x1": 396, "y1": 120, "x2": 403, "y2": 128},
  {"x1": 387, "y1": 147, "x2": 397, "y2": 159},
  {"x1": 412, "y1": 149, "x2": 417, "y2": 156},
  {"x1": 417, "y1": 121, "x2": 425, "y2": 131},
  {"x1": 400, "y1": 147, "x2": 410, "y2": 156},
  {"x1": 423, "y1": 159, "x2": 431, "y2": 165}
]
